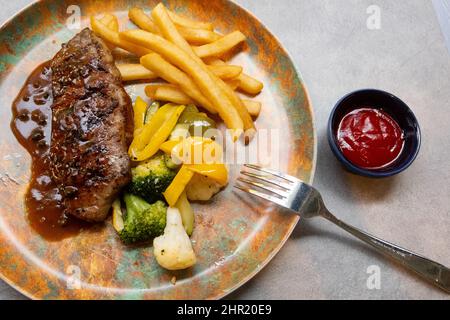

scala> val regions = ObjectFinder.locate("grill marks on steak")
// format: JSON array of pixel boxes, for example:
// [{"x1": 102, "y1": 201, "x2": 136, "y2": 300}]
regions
[{"x1": 48, "y1": 28, "x2": 133, "y2": 222}]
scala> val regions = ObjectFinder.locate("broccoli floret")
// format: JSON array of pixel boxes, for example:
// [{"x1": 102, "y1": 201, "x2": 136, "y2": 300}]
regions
[
  {"x1": 119, "y1": 194, "x2": 167, "y2": 245},
  {"x1": 129, "y1": 153, "x2": 177, "y2": 203}
]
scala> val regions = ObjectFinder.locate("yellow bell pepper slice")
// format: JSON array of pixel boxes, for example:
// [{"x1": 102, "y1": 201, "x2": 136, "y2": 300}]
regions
[
  {"x1": 133, "y1": 96, "x2": 148, "y2": 136},
  {"x1": 185, "y1": 164, "x2": 228, "y2": 185},
  {"x1": 129, "y1": 103, "x2": 185, "y2": 162},
  {"x1": 159, "y1": 139, "x2": 180, "y2": 156},
  {"x1": 160, "y1": 137, "x2": 228, "y2": 185},
  {"x1": 163, "y1": 165, "x2": 194, "y2": 207},
  {"x1": 160, "y1": 137, "x2": 223, "y2": 165}
]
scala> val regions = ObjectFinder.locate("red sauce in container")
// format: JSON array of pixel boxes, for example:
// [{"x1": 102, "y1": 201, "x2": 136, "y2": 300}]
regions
[{"x1": 336, "y1": 108, "x2": 404, "y2": 169}]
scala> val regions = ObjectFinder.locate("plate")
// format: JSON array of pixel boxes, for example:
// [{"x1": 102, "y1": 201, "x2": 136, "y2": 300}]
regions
[{"x1": 0, "y1": 0, "x2": 316, "y2": 299}]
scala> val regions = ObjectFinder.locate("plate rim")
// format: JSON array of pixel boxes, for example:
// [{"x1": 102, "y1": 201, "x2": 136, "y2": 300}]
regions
[{"x1": 0, "y1": 0, "x2": 317, "y2": 300}]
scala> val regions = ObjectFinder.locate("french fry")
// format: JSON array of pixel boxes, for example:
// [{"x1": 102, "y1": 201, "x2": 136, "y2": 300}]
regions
[
  {"x1": 129, "y1": 7, "x2": 160, "y2": 33},
  {"x1": 225, "y1": 79, "x2": 240, "y2": 90},
  {"x1": 237, "y1": 73, "x2": 265, "y2": 95},
  {"x1": 123, "y1": 30, "x2": 243, "y2": 133},
  {"x1": 100, "y1": 14, "x2": 119, "y2": 32},
  {"x1": 90, "y1": 17, "x2": 152, "y2": 57},
  {"x1": 193, "y1": 31, "x2": 246, "y2": 58},
  {"x1": 117, "y1": 64, "x2": 158, "y2": 81},
  {"x1": 98, "y1": 14, "x2": 119, "y2": 50},
  {"x1": 146, "y1": 84, "x2": 195, "y2": 105},
  {"x1": 154, "y1": 6, "x2": 261, "y2": 96},
  {"x1": 179, "y1": 28, "x2": 221, "y2": 45},
  {"x1": 143, "y1": 84, "x2": 159, "y2": 98},
  {"x1": 152, "y1": 4, "x2": 254, "y2": 133},
  {"x1": 152, "y1": 3, "x2": 196, "y2": 55},
  {"x1": 130, "y1": 7, "x2": 220, "y2": 45},
  {"x1": 208, "y1": 58, "x2": 264, "y2": 95},
  {"x1": 144, "y1": 84, "x2": 173, "y2": 97},
  {"x1": 207, "y1": 64, "x2": 242, "y2": 80},
  {"x1": 167, "y1": 9, "x2": 214, "y2": 31},
  {"x1": 156, "y1": 87, "x2": 193, "y2": 105},
  {"x1": 216, "y1": 78, "x2": 255, "y2": 134},
  {"x1": 146, "y1": 84, "x2": 260, "y2": 117},
  {"x1": 117, "y1": 63, "x2": 242, "y2": 82},
  {"x1": 154, "y1": 3, "x2": 254, "y2": 133},
  {"x1": 150, "y1": 4, "x2": 247, "y2": 136},
  {"x1": 140, "y1": 53, "x2": 216, "y2": 114},
  {"x1": 242, "y1": 100, "x2": 261, "y2": 117}
]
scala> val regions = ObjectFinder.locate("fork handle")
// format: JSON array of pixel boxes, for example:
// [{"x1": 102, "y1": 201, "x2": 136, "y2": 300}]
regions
[{"x1": 321, "y1": 210, "x2": 450, "y2": 293}]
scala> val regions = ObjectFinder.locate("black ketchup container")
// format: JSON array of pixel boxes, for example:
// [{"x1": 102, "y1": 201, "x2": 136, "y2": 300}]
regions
[{"x1": 328, "y1": 89, "x2": 421, "y2": 178}]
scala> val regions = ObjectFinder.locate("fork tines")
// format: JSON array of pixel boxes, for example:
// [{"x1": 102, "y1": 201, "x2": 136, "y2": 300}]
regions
[{"x1": 234, "y1": 164, "x2": 295, "y2": 206}]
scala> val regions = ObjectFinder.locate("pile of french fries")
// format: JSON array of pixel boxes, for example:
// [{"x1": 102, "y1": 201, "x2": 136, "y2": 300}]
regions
[{"x1": 90, "y1": 3, "x2": 264, "y2": 142}]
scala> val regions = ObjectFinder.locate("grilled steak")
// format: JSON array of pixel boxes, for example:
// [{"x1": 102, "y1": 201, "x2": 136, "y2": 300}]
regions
[{"x1": 48, "y1": 28, "x2": 133, "y2": 222}]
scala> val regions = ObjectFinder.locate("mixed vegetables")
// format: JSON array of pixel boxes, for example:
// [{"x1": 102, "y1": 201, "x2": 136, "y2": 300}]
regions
[
  {"x1": 128, "y1": 153, "x2": 177, "y2": 204},
  {"x1": 113, "y1": 195, "x2": 167, "y2": 245},
  {"x1": 113, "y1": 97, "x2": 228, "y2": 271}
]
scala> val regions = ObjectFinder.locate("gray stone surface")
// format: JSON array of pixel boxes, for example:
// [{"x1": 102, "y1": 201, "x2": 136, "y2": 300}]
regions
[
  {"x1": 433, "y1": 0, "x2": 450, "y2": 53},
  {"x1": 1, "y1": 0, "x2": 449, "y2": 300}
]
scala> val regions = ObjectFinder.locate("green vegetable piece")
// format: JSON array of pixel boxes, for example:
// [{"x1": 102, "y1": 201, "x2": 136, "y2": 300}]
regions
[
  {"x1": 144, "y1": 101, "x2": 160, "y2": 124},
  {"x1": 175, "y1": 192, "x2": 194, "y2": 236},
  {"x1": 177, "y1": 109, "x2": 217, "y2": 137},
  {"x1": 129, "y1": 153, "x2": 177, "y2": 203},
  {"x1": 184, "y1": 104, "x2": 199, "y2": 113},
  {"x1": 169, "y1": 123, "x2": 190, "y2": 141},
  {"x1": 164, "y1": 156, "x2": 181, "y2": 171},
  {"x1": 119, "y1": 194, "x2": 167, "y2": 244}
]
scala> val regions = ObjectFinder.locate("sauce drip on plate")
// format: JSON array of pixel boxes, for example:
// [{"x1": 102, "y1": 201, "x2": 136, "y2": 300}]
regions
[
  {"x1": 336, "y1": 108, "x2": 404, "y2": 169},
  {"x1": 11, "y1": 62, "x2": 90, "y2": 241}
]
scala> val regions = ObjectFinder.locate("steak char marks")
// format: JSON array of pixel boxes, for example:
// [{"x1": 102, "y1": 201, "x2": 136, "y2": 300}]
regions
[{"x1": 48, "y1": 28, "x2": 133, "y2": 222}]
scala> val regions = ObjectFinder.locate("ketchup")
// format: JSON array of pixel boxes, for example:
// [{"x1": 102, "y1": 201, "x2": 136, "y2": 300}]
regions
[{"x1": 336, "y1": 108, "x2": 404, "y2": 169}]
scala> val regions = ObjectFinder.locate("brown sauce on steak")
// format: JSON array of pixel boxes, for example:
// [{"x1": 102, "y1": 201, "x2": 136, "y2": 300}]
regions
[
  {"x1": 11, "y1": 62, "x2": 90, "y2": 241},
  {"x1": 11, "y1": 29, "x2": 133, "y2": 241}
]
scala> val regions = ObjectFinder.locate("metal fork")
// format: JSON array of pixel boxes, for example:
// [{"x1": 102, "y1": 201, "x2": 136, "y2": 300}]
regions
[{"x1": 235, "y1": 164, "x2": 450, "y2": 293}]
